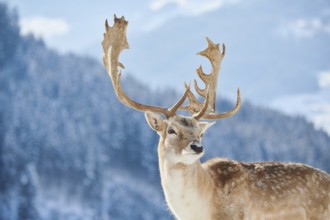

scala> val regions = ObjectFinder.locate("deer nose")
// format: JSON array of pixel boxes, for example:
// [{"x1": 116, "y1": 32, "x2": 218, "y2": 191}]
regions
[{"x1": 191, "y1": 144, "x2": 203, "y2": 154}]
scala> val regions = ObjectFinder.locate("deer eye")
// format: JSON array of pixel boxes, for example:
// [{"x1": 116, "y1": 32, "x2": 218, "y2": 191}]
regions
[
  {"x1": 200, "y1": 133, "x2": 204, "y2": 138},
  {"x1": 167, "y1": 128, "x2": 177, "y2": 135}
]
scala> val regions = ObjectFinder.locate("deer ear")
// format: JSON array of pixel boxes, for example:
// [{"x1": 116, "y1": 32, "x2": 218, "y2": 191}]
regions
[
  {"x1": 199, "y1": 121, "x2": 216, "y2": 134},
  {"x1": 145, "y1": 112, "x2": 165, "y2": 132}
]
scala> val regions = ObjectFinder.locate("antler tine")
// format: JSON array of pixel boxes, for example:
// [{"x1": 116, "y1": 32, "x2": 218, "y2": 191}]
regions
[
  {"x1": 167, "y1": 83, "x2": 190, "y2": 116},
  {"x1": 193, "y1": 87, "x2": 210, "y2": 120},
  {"x1": 180, "y1": 82, "x2": 201, "y2": 112},
  {"x1": 201, "y1": 88, "x2": 241, "y2": 120},
  {"x1": 102, "y1": 15, "x2": 189, "y2": 118}
]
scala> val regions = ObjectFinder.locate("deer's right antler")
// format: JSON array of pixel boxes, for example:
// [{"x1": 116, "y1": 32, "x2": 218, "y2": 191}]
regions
[{"x1": 102, "y1": 15, "x2": 190, "y2": 118}]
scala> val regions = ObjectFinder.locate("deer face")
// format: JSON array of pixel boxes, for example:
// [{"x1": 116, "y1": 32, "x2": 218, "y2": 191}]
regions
[{"x1": 145, "y1": 112, "x2": 215, "y2": 165}]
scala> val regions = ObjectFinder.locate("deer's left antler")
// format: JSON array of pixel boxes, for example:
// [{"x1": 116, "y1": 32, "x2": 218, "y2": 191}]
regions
[{"x1": 181, "y1": 37, "x2": 241, "y2": 120}]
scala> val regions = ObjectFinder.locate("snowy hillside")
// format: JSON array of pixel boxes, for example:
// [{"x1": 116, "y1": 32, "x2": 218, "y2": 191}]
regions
[{"x1": 271, "y1": 73, "x2": 330, "y2": 135}]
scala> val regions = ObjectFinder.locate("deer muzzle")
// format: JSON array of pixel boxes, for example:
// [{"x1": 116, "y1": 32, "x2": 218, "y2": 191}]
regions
[{"x1": 190, "y1": 141, "x2": 204, "y2": 154}]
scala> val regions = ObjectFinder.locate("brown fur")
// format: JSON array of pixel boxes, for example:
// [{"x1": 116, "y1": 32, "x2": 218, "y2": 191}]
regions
[{"x1": 204, "y1": 158, "x2": 330, "y2": 219}]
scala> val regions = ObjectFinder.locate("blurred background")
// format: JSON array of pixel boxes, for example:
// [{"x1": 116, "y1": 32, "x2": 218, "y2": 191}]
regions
[{"x1": 0, "y1": 0, "x2": 329, "y2": 219}]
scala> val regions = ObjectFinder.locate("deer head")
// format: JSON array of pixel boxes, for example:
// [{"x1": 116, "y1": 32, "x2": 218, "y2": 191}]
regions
[{"x1": 102, "y1": 15, "x2": 240, "y2": 165}]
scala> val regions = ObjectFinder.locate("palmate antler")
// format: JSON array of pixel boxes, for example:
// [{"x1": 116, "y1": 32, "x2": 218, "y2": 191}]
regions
[
  {"x1": 102, "y1": 15, "x2": 240, "y2": 120},
  {"x1": 181, "y1": 38, "x2": 241, "y2": 120},
  {"x1": 102, "y1": 15, "x2": 191, "y2": 118}
]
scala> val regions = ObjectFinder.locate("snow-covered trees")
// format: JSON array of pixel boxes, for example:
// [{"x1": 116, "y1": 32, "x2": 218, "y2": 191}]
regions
[{"x1": 0, "y1": 3, "x2": 19, "y2": 68}]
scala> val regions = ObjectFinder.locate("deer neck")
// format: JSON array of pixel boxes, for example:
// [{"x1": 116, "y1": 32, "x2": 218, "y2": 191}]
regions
[{"x1": 157, "y1": 139, "x2": 215, "y2": 220}]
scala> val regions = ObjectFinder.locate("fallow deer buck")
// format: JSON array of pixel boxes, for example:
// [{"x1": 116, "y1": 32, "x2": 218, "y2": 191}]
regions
[{"x1": 102, "y1": 15, "x2": 330, "y2": 220}]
